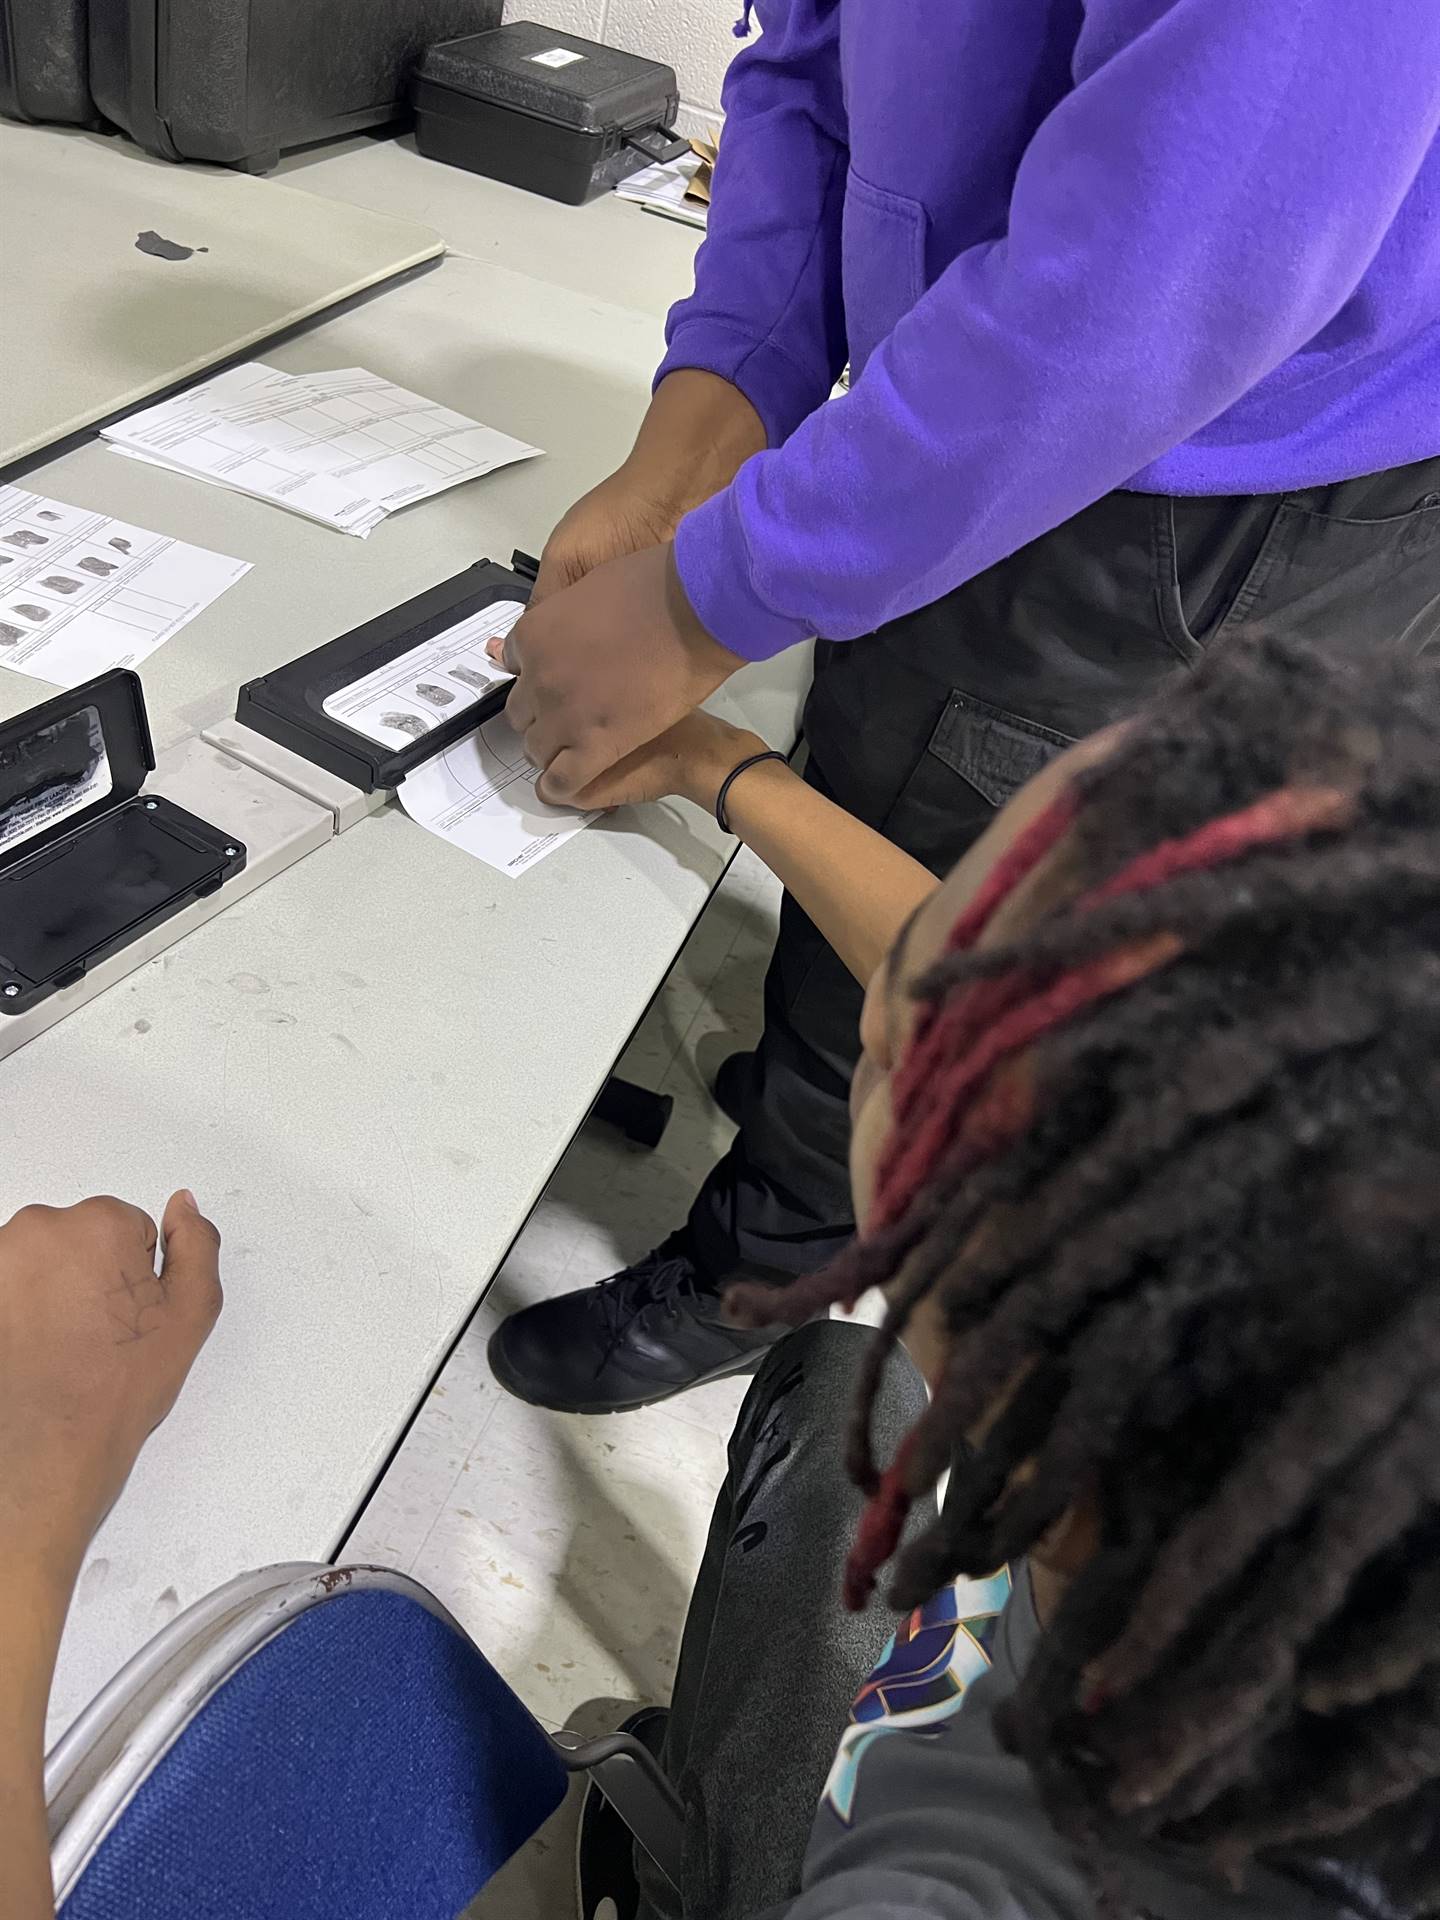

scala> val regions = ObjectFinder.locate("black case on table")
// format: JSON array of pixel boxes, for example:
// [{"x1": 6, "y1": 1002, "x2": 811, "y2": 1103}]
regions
[
  {"x1": 412, "y1": 21, "x2": 686, "y2": 206},
  {"x1": 89, "y1": 0, "x2": 502, "y2": 173},
  {"x1": 0, "y1": 670, "x2": 246, "y2": 1016},
  {"x1": 0, "y1": 0, "x2": 95, "y2": 125},
  {"x1": 234, "y1": 553, "x2": 536, "y2": 794}
]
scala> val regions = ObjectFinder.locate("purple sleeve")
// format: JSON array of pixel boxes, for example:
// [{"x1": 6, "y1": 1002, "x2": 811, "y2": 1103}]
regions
[
  {"x1": 676, "y1": 0, "x2": 1440, "y2": 661},
  {"x1": 654, "y1": 0, "x2": 849, "y2": 450}
]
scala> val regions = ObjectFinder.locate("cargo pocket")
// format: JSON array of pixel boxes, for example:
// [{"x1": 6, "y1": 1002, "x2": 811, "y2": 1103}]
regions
[
  {"x1": 929, "y1": 690, "x2": 1076, "y2": 807},
  {"x1": 879, "y1": 689, "x2": 1077, "y2": 879},
  {"x1": 841, "y1": 170, "x2": 928, "y2": 377}
]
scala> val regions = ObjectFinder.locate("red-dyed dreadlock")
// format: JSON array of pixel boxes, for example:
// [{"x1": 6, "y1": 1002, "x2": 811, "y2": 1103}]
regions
[
  {"x1": 851, "y1": 783, "x2": 1353, "y2": 1601},
  {"x1": 875, "y1": 782, "x2": 1352, "y2": 1237}
]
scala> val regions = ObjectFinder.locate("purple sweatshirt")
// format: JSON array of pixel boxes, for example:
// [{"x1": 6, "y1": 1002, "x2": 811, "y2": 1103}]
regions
[{"x1": 662, "y1": 0, "x2": 1440, "y2": 663}]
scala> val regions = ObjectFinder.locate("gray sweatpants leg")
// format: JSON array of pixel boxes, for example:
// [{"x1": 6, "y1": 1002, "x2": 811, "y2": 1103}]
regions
[{"x1": 639, "y1": 1320, "x2": 929, "y2": 1920}]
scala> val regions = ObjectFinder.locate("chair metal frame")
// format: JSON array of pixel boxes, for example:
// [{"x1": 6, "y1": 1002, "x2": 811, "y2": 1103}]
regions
[{"x1": 46, "y1": 1562, "x2": 684, "y2": 1905}]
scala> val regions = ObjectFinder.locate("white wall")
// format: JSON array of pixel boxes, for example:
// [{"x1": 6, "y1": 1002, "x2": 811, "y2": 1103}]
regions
[{"x1": 505, "y1": 0, "x2": 736, "y2": 136}]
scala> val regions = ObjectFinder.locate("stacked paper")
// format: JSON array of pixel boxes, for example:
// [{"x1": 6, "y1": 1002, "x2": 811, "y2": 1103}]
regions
[
  {"x1": 615, "y1": 156, "x2": 708, "y2": 230},
  {"x1": 102, "y1": 364, "x2": 541, "y2": 538}
]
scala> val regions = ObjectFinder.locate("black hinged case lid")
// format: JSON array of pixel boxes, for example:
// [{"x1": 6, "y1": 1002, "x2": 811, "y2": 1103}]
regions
[
  {"x1": 0, "y1": 670, "x2": 246, "y2": 1015},
  {"x1": 235, "y1": 554, "x2": 537, "y2": 794},
  {"x1": 415, "y1": 22, "x2": 678, "y2": 134}
]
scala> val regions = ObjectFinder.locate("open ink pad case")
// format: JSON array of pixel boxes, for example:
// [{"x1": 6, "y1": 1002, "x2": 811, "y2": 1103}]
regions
[{"x1": 0, "y1": 669, "x2": 246, "y2": 1014}]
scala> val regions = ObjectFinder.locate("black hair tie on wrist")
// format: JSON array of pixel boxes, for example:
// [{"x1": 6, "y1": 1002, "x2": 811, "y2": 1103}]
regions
[{"x1": 716, "y1": 750, "x2": 789, "y2": 835}]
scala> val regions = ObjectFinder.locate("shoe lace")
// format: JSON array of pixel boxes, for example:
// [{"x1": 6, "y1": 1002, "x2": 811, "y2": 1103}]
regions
[{"x1": 594, "y1": 1250, "x2": 698, "y2": 1356}]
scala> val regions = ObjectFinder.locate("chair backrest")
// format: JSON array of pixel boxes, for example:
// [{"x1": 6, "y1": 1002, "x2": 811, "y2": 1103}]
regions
[{"x1": 48, "y1": 1564, "x2": 568, "y2": 1920}]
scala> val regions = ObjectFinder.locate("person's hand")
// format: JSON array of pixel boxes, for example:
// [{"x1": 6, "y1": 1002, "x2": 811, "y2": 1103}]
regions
[
  {"x1": 0, "y1": 1192, "x2": 220, "y2": 1920},
  {"x1": 494, "y1": 543, "x2": 745, "y2": 805},
  {"x1": 531, "y1": 465, "x2": 687, "y2": 605},
  {"x1": 568, "y1": 711, "x2": 769, "y2": 813},
  {"x1": 0, "y1": 1191, "x2": 222, "y2": 1593},
  {"x1": 531, "y1": 370, "x2": 766, "y2": 606}
]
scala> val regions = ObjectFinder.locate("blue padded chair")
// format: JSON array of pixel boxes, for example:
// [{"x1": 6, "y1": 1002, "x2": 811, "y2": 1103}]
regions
[{"x1": 46, "y1": 1563, "x2": 683, "y2": 1919}]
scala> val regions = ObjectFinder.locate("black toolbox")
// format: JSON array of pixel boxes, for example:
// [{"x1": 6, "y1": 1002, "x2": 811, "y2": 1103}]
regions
[
  {"x1": 0, "y1": 0, "x2": 95, "y2": 125},
  {"x1": 412, "y1": 21, "x2": 687, "y2": 206},
  {"x1": 89, "y1": 0, "x2": 502, "y2": 174}
]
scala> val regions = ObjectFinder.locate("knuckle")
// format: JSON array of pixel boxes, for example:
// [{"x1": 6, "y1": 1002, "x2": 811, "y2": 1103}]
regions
[
  {"x1": 76, "y1": 1195, "x2": 135, "y2": 1229},
  {"x1": 8, "y1": 1201, "x2": 55, "y2": 1232}
]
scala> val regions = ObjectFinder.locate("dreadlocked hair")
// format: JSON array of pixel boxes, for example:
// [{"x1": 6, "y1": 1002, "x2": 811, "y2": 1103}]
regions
[{"x1": 728, "y1": 629, "x2": 1440, "y2": 1915}]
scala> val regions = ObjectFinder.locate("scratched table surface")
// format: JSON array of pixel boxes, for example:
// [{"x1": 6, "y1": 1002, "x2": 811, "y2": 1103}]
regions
[{"x1": 0, "y1": 132, "x2": 810, "y2": 1741}]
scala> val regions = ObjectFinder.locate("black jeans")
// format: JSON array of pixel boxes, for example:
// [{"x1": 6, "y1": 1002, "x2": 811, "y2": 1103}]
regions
[
  {"x1": 688, "y1": 456, "x2": 1440, "y2": 1285},
  {"x1": 638, "y1": 1321, "x2": 930, "y2": 1920}
]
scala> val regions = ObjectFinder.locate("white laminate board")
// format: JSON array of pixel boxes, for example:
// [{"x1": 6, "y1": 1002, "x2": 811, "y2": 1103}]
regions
[
  {"x1": 0, "y1": 123, "x2": 444, "y2": 468},
  {"x1": 201, "y1": 719, "x2": 387, "y2": 833},
  {"x1": 0, "y1": 253, "x2": 673, "y2": 745},
  {"x1": 275, "y1": 131, "x2": 703, "y2": 321}
]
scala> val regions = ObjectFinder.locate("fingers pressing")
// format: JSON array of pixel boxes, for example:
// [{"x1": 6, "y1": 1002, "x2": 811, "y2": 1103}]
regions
[{"x1": 537, "y1": 748, "x2": 592, "y2": 806}]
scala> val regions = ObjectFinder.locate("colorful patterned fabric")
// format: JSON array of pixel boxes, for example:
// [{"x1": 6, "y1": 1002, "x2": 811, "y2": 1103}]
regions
[{"x1": 822, "y1": 1568, "x2": 1012, "y2": 1824}]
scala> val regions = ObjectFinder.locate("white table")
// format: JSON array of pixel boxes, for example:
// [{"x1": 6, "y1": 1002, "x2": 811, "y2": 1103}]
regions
[{"x1": 0, "y1": 140, "x2": 809, "y2": 1738}]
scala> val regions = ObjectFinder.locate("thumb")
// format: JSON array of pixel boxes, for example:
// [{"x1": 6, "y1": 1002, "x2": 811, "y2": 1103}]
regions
[
  {"x1": 488, "y1": 608, "x2": 533, "y2": 673},
  {"x1": 159, "y1": 1190, "x2": 224, "y2": 1329}
]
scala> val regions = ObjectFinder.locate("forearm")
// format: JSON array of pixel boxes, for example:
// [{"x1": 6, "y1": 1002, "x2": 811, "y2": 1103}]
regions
[
  {"x1": 625, "y1": 370, "x2": 767, "y2": 523},
  {"x1": 0, "y1": 1563, "x2": 72, "y2": 1920},
  {"x1": 721, "y1": 758, "x2": 937, "y2": 986}
]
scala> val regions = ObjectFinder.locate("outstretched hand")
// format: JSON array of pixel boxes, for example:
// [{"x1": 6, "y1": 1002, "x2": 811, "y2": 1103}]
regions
[
  {"x1": 0, "y1": 1191, "x2": 222, "y2": 1589},
  {"x1": 491, "y1": 543, "x2": 744, "y2": 805}
]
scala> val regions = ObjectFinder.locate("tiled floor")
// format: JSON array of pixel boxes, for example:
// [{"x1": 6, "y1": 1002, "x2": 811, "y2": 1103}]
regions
[{"x1": 345, "y1": 847, "x2": 784, "y2": 1916}]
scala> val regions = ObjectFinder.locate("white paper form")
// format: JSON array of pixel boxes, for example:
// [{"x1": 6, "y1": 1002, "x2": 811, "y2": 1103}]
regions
[
  {"x1": 0, "y1": 487, "x2": 250, "y2": 688},
  {"x1": 322, "y1": 599, "x2": 522, "y2": 750},
  {"x1": 398, "y1": 710, "x2": 597, "y2": 879},
  {"x1": 102, "y1": 365, "x2": 542, "y2": 537}
]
